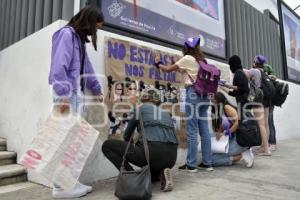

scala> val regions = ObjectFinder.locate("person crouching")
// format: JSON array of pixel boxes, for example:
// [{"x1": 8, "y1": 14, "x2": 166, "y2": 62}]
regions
[{"x1": 102, "y1": 89, "x2": 178, "y2": 192}]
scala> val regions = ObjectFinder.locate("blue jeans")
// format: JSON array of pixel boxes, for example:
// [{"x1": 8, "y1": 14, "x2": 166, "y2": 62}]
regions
[
  {"x1": 185, "y1": 86, "x2": 212, "y2": 167},
  {"x1": 268, "y1": 106, "x2": 276, "y2": 144},
  {"x1": 212, "y1": 136, "x2": 248, "y2": 166}
]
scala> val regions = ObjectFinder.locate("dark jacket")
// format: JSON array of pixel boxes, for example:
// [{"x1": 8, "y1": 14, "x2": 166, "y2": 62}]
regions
[
  {"x1": 229, "y1": 69, "x2": 249, "y2": 104},
  {"x1": 124, "y1": 103, "x2": 178, "y2": 145}
]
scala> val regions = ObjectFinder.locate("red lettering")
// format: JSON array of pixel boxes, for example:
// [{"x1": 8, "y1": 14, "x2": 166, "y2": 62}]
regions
[
  {"x1": 61, "y1": 152, "x2": 75, "y2": 167},
  {"x1": 68, "y1": 142, "x2": 81, "y2": 155},
  {"x1": 20, "y1": 156, "x2": 39, "y2": 170},
  {"x1": 27, "y1": 149, "x2": 42, "y2": 160},
  {"x1": 61, "y1": 157, "x2": 73, "y2": 167}
]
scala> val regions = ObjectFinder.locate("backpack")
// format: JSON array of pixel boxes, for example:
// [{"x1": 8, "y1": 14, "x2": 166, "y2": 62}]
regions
[
  {"x1": 259, "y1": 69, "x2": 276, "y2": 99},
  {"x1": 247, "y1": 80, "x2": 264, "y2": 103},
  {"x1": 271, "y1": 80, "x2": 289, "y2": 107},
  {"x1": 239, "y1": 69, "x2": 264, "y2": 104},
  {"x1": 193, "y1": 60, "x2": 221, "y2": 98},
  {"x1": 236, "y1": 112, "x2": 261, "y2": 147}
]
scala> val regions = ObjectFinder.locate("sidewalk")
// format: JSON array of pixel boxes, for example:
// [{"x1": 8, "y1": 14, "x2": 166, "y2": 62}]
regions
[{"x1": 1, "y1": 139, "x2": 300, "y2": 200}]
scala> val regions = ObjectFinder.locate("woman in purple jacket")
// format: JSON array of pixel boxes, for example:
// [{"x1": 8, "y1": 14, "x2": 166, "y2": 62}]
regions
[{"x1": 48, "y1": 6, "x2": 103, "y2": 199}]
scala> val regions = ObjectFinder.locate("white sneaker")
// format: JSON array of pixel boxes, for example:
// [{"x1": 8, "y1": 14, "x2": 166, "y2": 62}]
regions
[
  {"x1": 52, "y1": 183, "x2": 87, "y2": 199},
  {"x1": 241, "y1": 149, "x2": 254, "y2": 168},
  {"x1": 77, "y1": 182, "x2": 93, "y2": 193}
]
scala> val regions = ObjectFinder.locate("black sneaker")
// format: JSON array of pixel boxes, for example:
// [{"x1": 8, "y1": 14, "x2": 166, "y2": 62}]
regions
[
  {"x1": 178, "y1": 164, "x2": 198, "y2": 173},
  {"x1": 159, "y1": 168, "x2": 174, "y2": 192},
  {"x1": 197, "y1": 163, "x2": 214, "y2": 171}
]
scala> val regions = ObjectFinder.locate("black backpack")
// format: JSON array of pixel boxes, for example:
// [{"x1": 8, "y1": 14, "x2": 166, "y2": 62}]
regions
[
  {"x1": 259, "y1": 69, "x2": 276, "y2": 100},
  {"x1": 272, "y1": 80, "x2": 289, "y2": 107},
  {"x1": 236, "y1": 112, "x2": 261, "y2": 147}
]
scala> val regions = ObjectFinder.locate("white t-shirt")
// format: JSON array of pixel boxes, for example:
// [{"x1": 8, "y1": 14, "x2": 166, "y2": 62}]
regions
[{"x1": 175, "y1": 55, "x2": 199, "y2": 86}]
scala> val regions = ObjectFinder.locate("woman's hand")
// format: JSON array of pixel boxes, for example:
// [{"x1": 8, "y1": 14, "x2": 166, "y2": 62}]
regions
[
  {"x1": 154, "y1": 53, "x2": 179, "y2": 72},
  {"x1": 59, "y1": 97, "x2": 70, "y2": 113},
  {"x1": 154, "y1": 53, "x2": 161, "y2": 64},
  {"x1": 223, "y1": 84, "x2": 238, "y2": 91},
  {"x1": 222, "y1": 83, "x2": 232, "y2": 89},
  {"x1": 220, "y1": 87, "x2": 231, "y2": 93},
  {"x1": 269, "y1": 75, "x2": 277, "y2": 80},
  {"x1": 216, "y1": 131, "x2": 225, "y2": 141},
  {"x1": 95, "y1": 93, "x2": 104, "y2": 102}
]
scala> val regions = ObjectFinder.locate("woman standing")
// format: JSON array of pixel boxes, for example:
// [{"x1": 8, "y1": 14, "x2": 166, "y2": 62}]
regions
[
  {"x1": 244, "y1": 55, "x2": 272, "y2": 156},
  {"x1": 48, "y1": 6, "x2": 104, "y2": 199},
  {"x1": 225, "y1": 55, "x2": 271, "y2": 156},
  {"x1": 154, "y1": 37, "x2": 213, "y2": 172},
  {"x1": 225, "y1": 55, "x2": 250, "y2": 114}
]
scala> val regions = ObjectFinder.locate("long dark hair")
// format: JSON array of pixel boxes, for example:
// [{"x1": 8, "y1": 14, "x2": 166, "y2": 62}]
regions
[
  {"x1": 212, "y1": 92, "x2": 230, "y2": 132},
  {"x1": 182, "y1": 44, "x2": 205, "y2": 61},
  {"x1": 67, "y1": 6, "x2": 104, "y2": 50}
]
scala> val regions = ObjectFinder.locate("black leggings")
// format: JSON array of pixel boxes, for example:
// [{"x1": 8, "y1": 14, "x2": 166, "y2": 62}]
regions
[{"x1": 102, "y1": 140, "x2": 178, "y2": 181}]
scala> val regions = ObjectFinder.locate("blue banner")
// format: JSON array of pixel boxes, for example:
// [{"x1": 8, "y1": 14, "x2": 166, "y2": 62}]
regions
[{"x1": 102, "y1": 0, "x2": 226, "y2": 58}]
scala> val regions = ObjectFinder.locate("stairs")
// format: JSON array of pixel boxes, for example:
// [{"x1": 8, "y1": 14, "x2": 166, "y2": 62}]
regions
[{"x1": 0, "y1": 138, "x2": 28, "y2": 187}]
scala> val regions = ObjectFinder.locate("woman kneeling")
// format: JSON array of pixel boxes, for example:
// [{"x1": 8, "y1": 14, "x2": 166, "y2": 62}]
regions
[{"x1": 212, "y1": 92, "x2": 254, "y2": 168}]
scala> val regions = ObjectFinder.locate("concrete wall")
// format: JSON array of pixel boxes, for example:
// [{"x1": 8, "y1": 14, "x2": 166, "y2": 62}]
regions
[
  {"x1": 0, "y1": 20, "x2": 187, "y2": 186},
  {"x1": 0, "y1": 20, "x2": 115, "y2": 186},
  {"x1": 274, "y1": 82, "x2": 300, "y2": 141}
]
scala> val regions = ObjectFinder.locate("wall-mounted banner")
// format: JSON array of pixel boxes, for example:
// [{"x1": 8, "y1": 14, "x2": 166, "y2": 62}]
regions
[
  {"x1": 101, "y1": 0, "x2": 226, "y2": 58},
  {"x1": 104, "y1": 37, "x2": 183, "y2": 85},
  {"x1": 281, "y1": 4, "x2": 300, "y2": 83},
  {"x1": 103, "y1": 36, "x2": 231, "y2": 147}
]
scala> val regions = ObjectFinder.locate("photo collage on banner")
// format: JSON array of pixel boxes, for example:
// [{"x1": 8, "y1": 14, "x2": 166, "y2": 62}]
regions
[{"x1": 103, "y1": 37, "x2": 188, "y2": 147}]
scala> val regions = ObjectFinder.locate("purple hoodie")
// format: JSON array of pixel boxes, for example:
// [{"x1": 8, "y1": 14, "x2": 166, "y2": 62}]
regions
[{"x1": 48, "y1": 26, "x2": 101, "y2": 97}]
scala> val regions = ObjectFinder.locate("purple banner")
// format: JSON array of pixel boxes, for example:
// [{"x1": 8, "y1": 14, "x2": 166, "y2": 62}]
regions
[{"x1": 102, "y1": 0, "x2": 226, "y2": 58}]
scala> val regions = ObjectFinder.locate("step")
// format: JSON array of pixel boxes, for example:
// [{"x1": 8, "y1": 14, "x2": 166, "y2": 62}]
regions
[
  {"x1": 0, "y1": 182, "x2": 37, "y2": 195},
  {"x1": 0, "y1": 164, "x2": 27, "y2": 186},
  {"x1": 0, "y1": 151, "x2": 17, "y2": 166},
  {"x1": 0, "y1": 138, "x2": 6, "y2": 146},
  {"x1": 0, "y1": 138, "x2": 6, "y2": 151}
]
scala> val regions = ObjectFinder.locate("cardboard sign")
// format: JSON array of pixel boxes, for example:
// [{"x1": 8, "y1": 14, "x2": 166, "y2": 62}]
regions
[
  {"x1": 20, "y1": 112, "x2": 99, "y2": 190},
  {"x1": 104, "y1": 37, "x2": 183, "y2": 85}
]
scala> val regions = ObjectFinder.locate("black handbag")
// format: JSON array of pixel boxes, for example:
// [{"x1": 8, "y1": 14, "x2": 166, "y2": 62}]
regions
[
  {"x1": 115, "y1": 111, "x2": 152, "y2": 200},
  {"x1": 236, "y1": 112, "x2": 261, "y2": 147}
]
